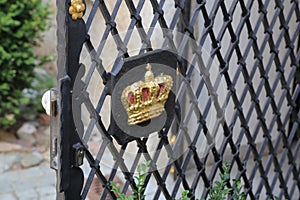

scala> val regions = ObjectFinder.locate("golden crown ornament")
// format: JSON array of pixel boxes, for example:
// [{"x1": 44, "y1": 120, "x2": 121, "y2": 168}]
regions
[{"x1": 121, "y1": 64, "x2": 173, "y2": 125}]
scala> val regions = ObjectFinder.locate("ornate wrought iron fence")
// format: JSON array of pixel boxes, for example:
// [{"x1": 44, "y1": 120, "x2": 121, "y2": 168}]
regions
[{"x1": 52, "y1": 0, "x2": 300, "y2": 199}]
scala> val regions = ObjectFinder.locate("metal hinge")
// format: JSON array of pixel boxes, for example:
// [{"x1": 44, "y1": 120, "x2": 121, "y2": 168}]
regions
[{"x1": 73, "y1": 143, "x2": 85, "y2": 167}]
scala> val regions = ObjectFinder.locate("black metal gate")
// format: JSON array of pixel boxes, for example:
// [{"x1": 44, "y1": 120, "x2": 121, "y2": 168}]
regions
[{"x1": 52, "y1": 0, "x2": 300, "y2": 199}]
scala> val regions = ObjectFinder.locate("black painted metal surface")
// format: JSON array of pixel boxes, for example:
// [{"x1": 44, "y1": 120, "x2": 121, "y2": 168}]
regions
[{"x1": 54, "y1": 0, "x2": 300, "y2": 199}]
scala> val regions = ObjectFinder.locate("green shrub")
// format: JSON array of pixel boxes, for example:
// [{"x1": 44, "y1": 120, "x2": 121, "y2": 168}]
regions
[
  {"x1": 111, "y1": 162, "x2": 280, "y2": 200},
  {"x1": 0, "y1": 0, "x2": 51, "y2": 127},
  {"x1": 208, "y1": 163, "x2": 233, "y2": 200},
  {"x1": 111, "y1": 161, "x2": 151, "y2": 200}
]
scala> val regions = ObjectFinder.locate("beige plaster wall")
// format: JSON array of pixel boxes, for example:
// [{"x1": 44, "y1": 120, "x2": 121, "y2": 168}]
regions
[
  {"x1": 42, "y1": 1, "x2": 297, "y2": 168},
  {"x1": 35, "y1": 0, "x2": 57, "y2": 75}
]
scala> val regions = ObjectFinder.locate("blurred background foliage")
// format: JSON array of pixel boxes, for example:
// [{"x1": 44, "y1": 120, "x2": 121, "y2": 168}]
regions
[{"x1": 0, "y1": 0, "x2": 54, "y2": 129}]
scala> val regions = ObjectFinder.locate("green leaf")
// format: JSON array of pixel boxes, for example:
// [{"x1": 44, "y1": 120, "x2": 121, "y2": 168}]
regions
[{"x1": 127, "y1": 196, "x2": 133, "y2": 200}]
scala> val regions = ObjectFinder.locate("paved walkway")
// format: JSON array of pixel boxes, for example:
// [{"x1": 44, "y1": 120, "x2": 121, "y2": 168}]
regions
[
  {"x1": 0, "y1": 165, "x2": 56, "y2": 200},
  {"x1": 0, "y1": 133, "x2": 299, "y2": 200}
]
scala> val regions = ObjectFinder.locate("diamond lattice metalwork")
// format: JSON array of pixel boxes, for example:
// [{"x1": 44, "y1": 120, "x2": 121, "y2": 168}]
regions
[{"x1": 54, "y1": 0, "x2": 300, "y2": 199}]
